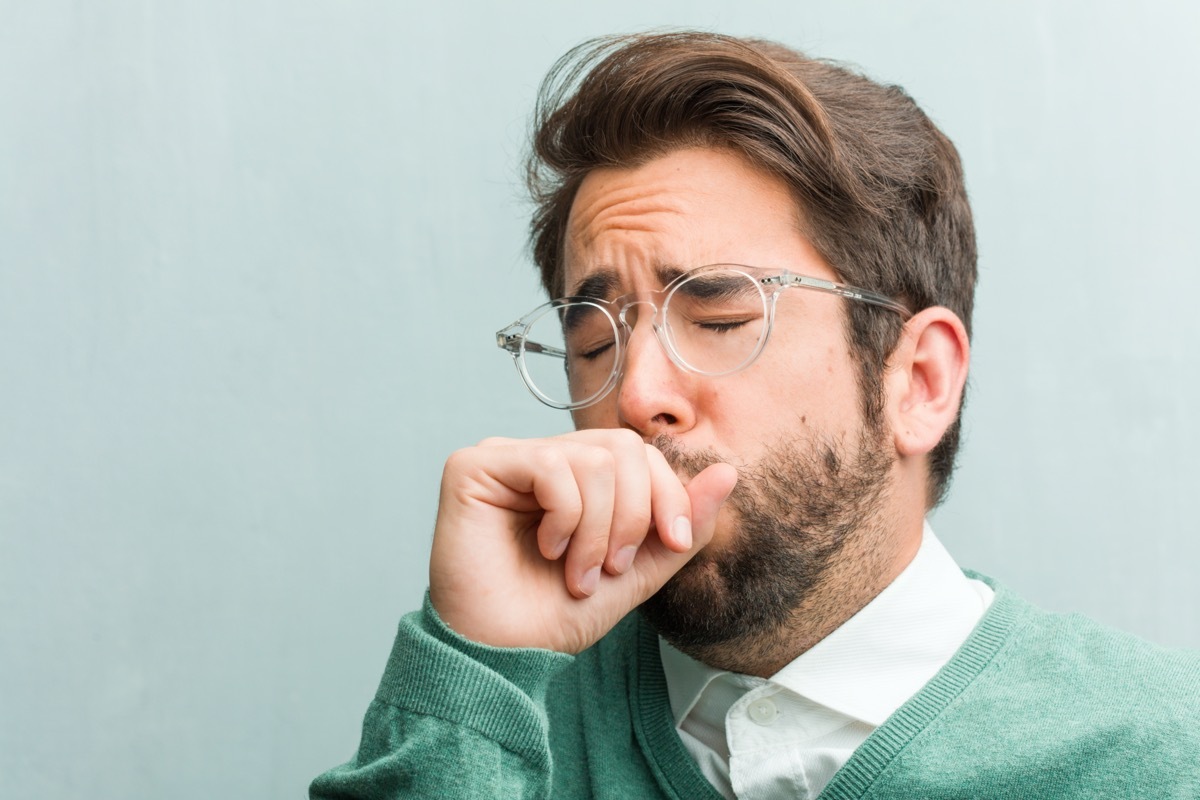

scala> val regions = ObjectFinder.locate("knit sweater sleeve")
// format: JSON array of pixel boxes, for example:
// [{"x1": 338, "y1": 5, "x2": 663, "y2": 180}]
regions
[{"x1": 309, "y1": 594, "x2": 575, "y2": 800}]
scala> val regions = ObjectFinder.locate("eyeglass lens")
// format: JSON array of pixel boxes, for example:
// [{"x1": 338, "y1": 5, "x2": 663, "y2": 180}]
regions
[{"x1": 518, "y1": 268, "x2": 768, "y2": 408}]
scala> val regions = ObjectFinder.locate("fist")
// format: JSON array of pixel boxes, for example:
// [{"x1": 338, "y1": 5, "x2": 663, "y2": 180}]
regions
[{"x1": 428, "y1": 429, "x2": 737, "y2": 653}]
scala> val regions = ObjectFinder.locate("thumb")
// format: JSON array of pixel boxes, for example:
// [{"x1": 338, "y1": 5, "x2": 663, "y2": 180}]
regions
[
  {"x1": 620, "y1": 462, "x2": 738, "y2": 605},
  {"x1": 686, "y1": 462, "x2": 739, "y2": 549}
]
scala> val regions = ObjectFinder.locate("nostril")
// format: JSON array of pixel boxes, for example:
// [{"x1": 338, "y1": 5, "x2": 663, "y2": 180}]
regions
[{"x1": 653, "y1": 413, "x2": 677, "y2": 426}]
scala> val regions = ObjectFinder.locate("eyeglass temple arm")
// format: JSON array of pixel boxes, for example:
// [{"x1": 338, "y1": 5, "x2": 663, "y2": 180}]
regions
[
  {"x1": 763, "y1": 273, "x2": 912, "y2": 317},
  {"x1": 496, "y1": 328, "x2": 568, "y2": 359}
]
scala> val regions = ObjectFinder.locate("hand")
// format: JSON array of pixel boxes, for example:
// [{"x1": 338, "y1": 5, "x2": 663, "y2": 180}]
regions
[{"x1": 428, "y1": 429, "x2": 737, "y2": 654}]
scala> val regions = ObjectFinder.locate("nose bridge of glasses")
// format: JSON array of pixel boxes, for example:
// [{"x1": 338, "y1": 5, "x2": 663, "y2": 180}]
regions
[{"x1": 615, "y1": 295, "x2": 662, "y2": 330}]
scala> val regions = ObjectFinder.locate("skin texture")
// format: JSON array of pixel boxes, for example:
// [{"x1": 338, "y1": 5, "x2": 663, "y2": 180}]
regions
[{"x1": 429, "y1": 147, "x2": 970, "y2": 673}]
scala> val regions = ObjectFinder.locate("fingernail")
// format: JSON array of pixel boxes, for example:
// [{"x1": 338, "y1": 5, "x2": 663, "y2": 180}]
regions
[
  {"x1": 673, "y1": 516, "x2": 693, "y2": 549},
  {"x1": 550, "y1": 538, "x2": 569, "y2": 559},
  {"x1": 579, "y1": 566, "x2": 601, "y2": 596},
  {"x1": 613, "y1": 545, "x2": 638, "y2": 574}
]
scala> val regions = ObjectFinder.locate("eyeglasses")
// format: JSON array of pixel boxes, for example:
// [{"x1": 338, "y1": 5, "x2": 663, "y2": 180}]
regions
[{"x1": 496, "y1": 264, "x2": 912, "y2": 410}]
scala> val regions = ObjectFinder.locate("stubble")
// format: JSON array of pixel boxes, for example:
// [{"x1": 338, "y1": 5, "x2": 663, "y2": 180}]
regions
[{"x1": 640, "y1": 425, "x2": 894, "y2": 675}]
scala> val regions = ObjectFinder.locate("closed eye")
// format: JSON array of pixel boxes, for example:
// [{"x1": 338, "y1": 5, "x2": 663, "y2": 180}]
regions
[
  {"x1": 576, "y1": 340, "x2": 615, "y2": 361},
  {"x1": 697, "y1": 319, "x2": 751, "y2": 333}
]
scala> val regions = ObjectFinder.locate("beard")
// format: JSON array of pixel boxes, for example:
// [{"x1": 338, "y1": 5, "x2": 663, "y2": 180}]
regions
[{"x1": 639, "y1": 423, "x2": 893, "y2": 660}]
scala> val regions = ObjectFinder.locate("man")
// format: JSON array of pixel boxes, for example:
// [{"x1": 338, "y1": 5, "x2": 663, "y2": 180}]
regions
[{"x1": 312, "y1": 32, "x2": 1199, "y2": 799}]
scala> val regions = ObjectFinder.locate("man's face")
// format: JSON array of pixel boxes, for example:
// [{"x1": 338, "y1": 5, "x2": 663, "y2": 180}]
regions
[
  {"x1": 564, "y1": 147, "x2": 878, "y2": 529},
  {"x1": 563, "y1": 147, "x2": 896, "y2": 656}
]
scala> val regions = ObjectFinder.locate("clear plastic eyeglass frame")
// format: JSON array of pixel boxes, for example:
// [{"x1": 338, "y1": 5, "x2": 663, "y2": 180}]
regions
[{"x1": 495, "y1": 264, "x2": 913, "y2": 411}]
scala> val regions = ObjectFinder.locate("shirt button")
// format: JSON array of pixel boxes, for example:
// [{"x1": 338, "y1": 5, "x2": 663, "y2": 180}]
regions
[{"x1": 747, "y1": 698, "x2": 778, "y2": 726}]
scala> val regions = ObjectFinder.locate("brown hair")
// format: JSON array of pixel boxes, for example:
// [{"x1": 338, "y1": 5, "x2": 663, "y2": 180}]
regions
[{"x1": 526, "y1": 32, "x2": 977, "y2": 507}]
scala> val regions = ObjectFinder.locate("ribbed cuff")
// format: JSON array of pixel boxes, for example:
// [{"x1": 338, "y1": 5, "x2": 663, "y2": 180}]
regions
[{"x1": 372, "y1": 593, "x2": 574, "y2": 769}]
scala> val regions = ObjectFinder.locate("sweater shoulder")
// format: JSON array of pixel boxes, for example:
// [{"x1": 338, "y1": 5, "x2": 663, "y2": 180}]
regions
[
  {"x1": 996, "y1": 587, "x2": 1200, "y2": 704},
  {"x1": 827, "y1": 582, "x2": 1200, "y2": 798},
  {"x1": 959, "y1": 580, "x2": 1200, "y2": 766}
]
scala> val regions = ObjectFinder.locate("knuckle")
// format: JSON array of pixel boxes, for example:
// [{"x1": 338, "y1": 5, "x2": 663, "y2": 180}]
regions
[
  {"x1": 580, "y1": 445, "x2": 616, "y2": 476},
  {"x1": 531, "y1": 445, "x2": 568, "y2": 473},
  {"x1": 442, "y1": 447, "x2": 476, "y2": 477}
]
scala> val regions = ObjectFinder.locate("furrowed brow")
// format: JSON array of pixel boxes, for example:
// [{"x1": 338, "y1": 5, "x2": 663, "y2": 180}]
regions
[
  {"x1": 569, "y1": 270, "x2": 621, "y2": 301},
  {"x1": 673, "y1": 271, "x2": 756, "y2": 301},
  {"x1": 569, "y1": 263, "x2": 688, "y2": 300},
  {"x1": 654, "y1": 265, "x2": 685, "y2": 286}
]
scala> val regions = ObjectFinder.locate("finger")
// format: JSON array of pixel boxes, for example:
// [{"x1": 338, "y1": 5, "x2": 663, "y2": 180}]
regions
[
  {"x1": 619, "y1": 462, "x2": 737, "y2": 602},
  {"x1": 521, "y1": 447, "x2": 585, "y2": 561},
  {"x1": 599, "y1": 432, "x2": 652, "y2": 576},
  {"x1": 547, "y1": 429, "x2": 655, "y2": 577},
  {"x1": 555, "y1": 444, "x2": 618, "y2": 598},
  {"x1": 476, "y1": 436, "x2": 517, "y2": 448},
  {"x1": 444, "y1": 443, "x2": 586, "y2": 555},
  {"x1": 445, "y1": 439, "x2": 619, "y2": 598},
  {"x1": 643, "y1": 446, "x2": 694, "y2": 553}
]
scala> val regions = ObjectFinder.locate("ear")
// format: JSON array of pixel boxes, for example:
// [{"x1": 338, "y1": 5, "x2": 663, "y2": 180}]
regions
[{"x1": 884, "y1": 307, "x2": 970, "y2": 458}]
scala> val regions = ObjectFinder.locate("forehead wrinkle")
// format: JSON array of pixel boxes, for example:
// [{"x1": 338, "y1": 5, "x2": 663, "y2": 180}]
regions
[
  {"x1": 567, "y1": 180, "x2": 689, "y2": 251},
  {"x1": 565, "y1": 180, "x2": 694, "y2": 300}
]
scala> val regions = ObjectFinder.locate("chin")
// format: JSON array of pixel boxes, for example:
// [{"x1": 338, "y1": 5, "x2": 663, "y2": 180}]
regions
[{"x1": 644, "y1": 422, "x2": 893, "y2": 653}]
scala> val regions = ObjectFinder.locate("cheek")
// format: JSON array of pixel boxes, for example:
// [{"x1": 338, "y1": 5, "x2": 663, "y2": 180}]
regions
[
  {"x1": 570, "y1": 402, "x2": 617, "y2": 431},
  {"x1": 728, "y1": 340, "x2": 858, "y2": 432},
  {"x1": 692, "y1": 380, "x2": 781, "y2": 460}
]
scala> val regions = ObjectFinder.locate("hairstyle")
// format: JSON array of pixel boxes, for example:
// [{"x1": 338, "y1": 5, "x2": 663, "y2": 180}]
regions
[{"x1": 526, "y1": 32, "x2": 977, "y2": 508}]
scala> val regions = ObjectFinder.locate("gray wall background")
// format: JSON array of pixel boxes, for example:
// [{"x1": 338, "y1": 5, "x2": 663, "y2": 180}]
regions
[{"x1": 2, "y1": 1, "x2": 1197, "y2": 796}]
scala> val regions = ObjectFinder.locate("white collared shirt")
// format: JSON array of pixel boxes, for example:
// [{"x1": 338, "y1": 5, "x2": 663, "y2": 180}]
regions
[{"x1": 659, "y1": 523, "x2": 993, "y2": 799}]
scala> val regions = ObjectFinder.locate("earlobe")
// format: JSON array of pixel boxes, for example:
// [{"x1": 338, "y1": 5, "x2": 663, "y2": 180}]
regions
[{"x1": 886, "y1": 308, "x2": 970, "y2": 458}]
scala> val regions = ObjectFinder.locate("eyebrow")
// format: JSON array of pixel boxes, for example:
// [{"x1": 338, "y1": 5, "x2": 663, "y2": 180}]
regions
[
  {"x1": 569, "y1": 270, "x2": 621, "y2": 301},
  {"x1": 655, "y1": 265, "x2": 685, "y2": 286},
  {"x1": 673, "y1": 270, "x2": 757, "y2": 301},
  {"x1": 568, "y1": 264, "x2": 687, "y2": 299}
]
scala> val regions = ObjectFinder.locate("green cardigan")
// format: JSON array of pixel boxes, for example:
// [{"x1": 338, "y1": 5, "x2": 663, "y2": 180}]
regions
[{"x1": 311, "y1": 576, "x2": 1200, "y2": 799}]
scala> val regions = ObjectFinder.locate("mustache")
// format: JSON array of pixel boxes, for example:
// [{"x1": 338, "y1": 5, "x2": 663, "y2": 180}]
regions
[{"x1": 650, "y1": 434, "x2": 729, "y2": 479}]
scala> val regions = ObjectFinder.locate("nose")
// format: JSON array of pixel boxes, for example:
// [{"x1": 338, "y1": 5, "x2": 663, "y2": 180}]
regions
[{"x1": 614, "y1": 311, "x2": 696, "y2": 438}]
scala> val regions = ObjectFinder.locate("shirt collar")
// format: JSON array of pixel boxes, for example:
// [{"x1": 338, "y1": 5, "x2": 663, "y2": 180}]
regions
[
  {"x1": 660, "y1": 630, "x2": 744, "y2": 726},
  {"x1": 659, "y1": 521, "x2": 991, "y2": 728}
]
